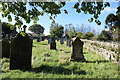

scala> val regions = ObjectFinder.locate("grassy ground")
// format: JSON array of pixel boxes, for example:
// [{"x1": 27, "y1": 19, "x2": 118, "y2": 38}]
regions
[{"x1": 0, "y1": 40, "x2": 119, "y2": 78}]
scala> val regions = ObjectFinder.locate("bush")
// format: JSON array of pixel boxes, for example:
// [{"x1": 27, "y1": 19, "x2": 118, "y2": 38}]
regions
[
  {"x1": 81, "y1": 34, "x2": 87, "y2": 39},
  {"x1": 85, "y1": 32, "x2": 94, "y2": 40},
  {"x1": 81, "y1": 32, "x2": 94, "y2": 40},
  {"x1": 76, "y1": 32, "x2": 83, "y2": 39}
]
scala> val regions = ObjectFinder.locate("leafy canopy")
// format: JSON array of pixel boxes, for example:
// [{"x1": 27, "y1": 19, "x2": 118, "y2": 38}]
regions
[
  {"x1": 0, "y1": 1, "x2": 112, "y2": 28},
  {"x1": 50, "y1": 23, "x2": 64, "y2": 38},
  {"x1": 2, "y1": 22, "x2": 15, "y2": 34},
  {"x1": 29, "y1": 24, "x2": 45, "y2": 35}
]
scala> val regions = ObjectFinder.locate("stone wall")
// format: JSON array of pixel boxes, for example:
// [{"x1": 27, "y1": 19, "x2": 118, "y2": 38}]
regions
[{"x1": 81, "y1": 39, "x2": 119, "y2": 61}]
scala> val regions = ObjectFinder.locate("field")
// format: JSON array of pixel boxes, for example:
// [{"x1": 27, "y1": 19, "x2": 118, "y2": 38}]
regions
[{"x1": 0, "y1": 40, "x2": 119, "y2": 78}]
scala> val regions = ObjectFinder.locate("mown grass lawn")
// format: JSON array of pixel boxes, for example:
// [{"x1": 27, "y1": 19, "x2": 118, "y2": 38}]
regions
[{"x1": 0, "y1": 40, "x2": 119, "y2": 78}]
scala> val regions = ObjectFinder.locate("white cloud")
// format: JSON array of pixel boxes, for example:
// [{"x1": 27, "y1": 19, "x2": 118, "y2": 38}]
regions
[{"x1": 101, "y1": 7, "x2": 117, "y2": 14}]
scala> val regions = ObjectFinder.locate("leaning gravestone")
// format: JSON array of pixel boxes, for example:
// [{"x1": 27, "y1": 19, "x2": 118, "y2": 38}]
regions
[
  {"x1": 2, "y1": 39, "x2": 10, "y2": 58},
  {"x1": 50, "y1": 40, "x2": 56, "y2": 50},
  {"x1": 70, "y1": 37, "x2": 85, "y2": 62},
  {"x1": 10, "y1": 33, "x2": 33, "y2": 70}
]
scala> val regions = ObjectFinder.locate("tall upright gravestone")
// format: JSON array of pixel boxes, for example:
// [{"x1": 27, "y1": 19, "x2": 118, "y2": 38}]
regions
[
  {"x1": 66, "y1": 39, "x2": 72, "y2": 47},
  {"x1": 0, "y1": 20, "x2": 2, "y2": 58},
  {"x1": 70, "y1": 37, "x2": 85, "y2": 62},
  {"x1": 48, "y1": 38, "x2": 52, "y2": 44},
  {"x1": 0, "y1": 20, "x2": 10, "y2": 58},
  {"x1": 50, "y1": 37, "x2": 56, "y2": 50},
  {"x1": 2, "y1": 39, "x2": 10, "y2": 58},
  {"x1": 50, "y1": 40, "x2": 56, "y2": 50},
  {"x1": 10, "y1": 25, "x2": 33, "y2": 70}
]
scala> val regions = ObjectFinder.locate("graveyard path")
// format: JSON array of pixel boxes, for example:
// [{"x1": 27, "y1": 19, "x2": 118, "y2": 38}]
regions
[{"x1": 0, "y1": 40, "x2": 118, "y2": 78}]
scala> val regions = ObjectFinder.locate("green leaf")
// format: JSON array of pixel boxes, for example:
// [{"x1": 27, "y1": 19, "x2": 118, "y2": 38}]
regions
[
  {"x1": 104, "y1": 2, "x2": 110, "y2": 7},
  {"x1": 88, "y1": 18, "x2": 93, "y2": 23},
  {"x1": 76, "y1": 8, "x2": 81, "y2": 13},
  {"x1": 8, "y1": 15, "x2": 12, "y2": 22},
  {"x1": 49, "y1": 16, "x2": 53, "y2": 20},
  {"x1": 64, "y1": 10, "x2": 68, "y2": 14},
  {"x1": 74, "y1": 2, "x2": 79, "y2": 9},
  {"x1": 20, "y1": 31, "x2": 26, "y2": 37}
]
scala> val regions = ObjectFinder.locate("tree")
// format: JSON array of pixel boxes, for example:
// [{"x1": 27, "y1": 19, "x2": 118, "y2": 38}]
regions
[
  {"x1": 105, "y1": 13, "x2": 120, "y2": 33},
  {"x1": 0, "y1": 1, "x2": 112, "y2": 28},
  {"x1": 65, "y1": 23, "x2": 76, "y2": 38},
  {"x1": 97, "y1": 30, "x2": 112, "y2": 41},
  {"x1": 29, "y1": 24, "x2": 45, "y2": 35},
  {"x1": 2, "y1": 22, "x2": 16, "y2": 38},
  {"x1": 50, "y1": 23, "x2": 64, "y2": 38}
]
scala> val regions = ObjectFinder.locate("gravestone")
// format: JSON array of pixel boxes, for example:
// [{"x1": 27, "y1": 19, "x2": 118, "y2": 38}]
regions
[
  {"x1": 41, "y1": 36, "x2": 44, "y2": 41},
  {"x1": 0, "y1": 20, "x2": 2, "y2": 39},
  {"x1": 48, "y1": 38, "x2": 52, "y2": 44},
  {"x1": 66, "y1": 39, "x2": 72, "y2": 47},
  {"x1": 60, "y1": 38, "x2": 64, "y2": 44},
  {"x1": 70, "y1": 37, "x2": 85, "y2": 62},
  {"x1": 2, "y1": 39, "x2": 10, "y2": 58},
  {"x1": 0, "y1": 20, "x2": 2, "y2": 58},
  {"x1": 37, "y1": 37, "x2": 40, "y2": 42},
  {"x1": 10, "y1": 33, "x2": 33, "y2": 70},
  {"x1": 50, "y1": 40, "x2": 56, "y2": 50},
  {"x1": 0, "y1": 40, "x2": 1, "y2": 59},
  {"x1": 37, "y1": 37, "x2": 42, "y2": 42}
]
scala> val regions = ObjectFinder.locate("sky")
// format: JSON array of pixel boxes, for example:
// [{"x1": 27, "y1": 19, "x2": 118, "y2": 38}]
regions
[{"x1": 0, "y1": 1, "x2": 119, "y2": 35}]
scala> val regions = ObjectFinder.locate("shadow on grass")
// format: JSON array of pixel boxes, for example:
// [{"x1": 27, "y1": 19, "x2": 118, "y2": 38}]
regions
[
  {"x1": 28, "y1": 65, "x2": 86, "y2": 75},
  {"x1": 39, "y1": 43, "x2": 48, "y2": 45},
  {"x1": 85, "y1": 60, "x2": 109, "y2": 63},
  {"x1": 83, "y1": 52, "x2": 89, "y2": 54},
  {"x1": 64, "y1": 51, "x2": 71, "y2": 53}
]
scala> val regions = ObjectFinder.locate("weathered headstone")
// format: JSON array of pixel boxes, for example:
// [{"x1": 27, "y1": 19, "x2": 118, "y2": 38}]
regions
[
  {"x1": 0, "y1": 20, "x2": 2, "y2": 58},
  {"x1": 48, "y1": 38, "x2": 52, "y2": 44},
  {"x1": 37, "y1": 37, "x2": 40, "y2": 42},
  {"x1": 60, "y1": 38, "x2": 64, "y2": 44},
  {"x1": 50, "y1": 40, "x2": 56, "y2": 50},
  {"x1": 10, "y1": 33, "x2": 33, "y2": 70},
  {"x1": 0, "y1": 40, "x2": 2, "y2": 59},
  {"x1": 70, "y1": 37, "x2": 85, "y2": 62},
  {"x1": 66, "y1": 39, "x2": 72, "y2": 47},
  {"x1": 41, "y1": 36, "x2": 44, "y2": 41},
  {"x1": 37, "y1": 37, "x2": 42, "y2": 42},
  {"x1": 0, "y1": 20, "x2": 2, "y2": 39},
  {"x1": 2, "y1": 39, "x2": 10, "y2": 58}
]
